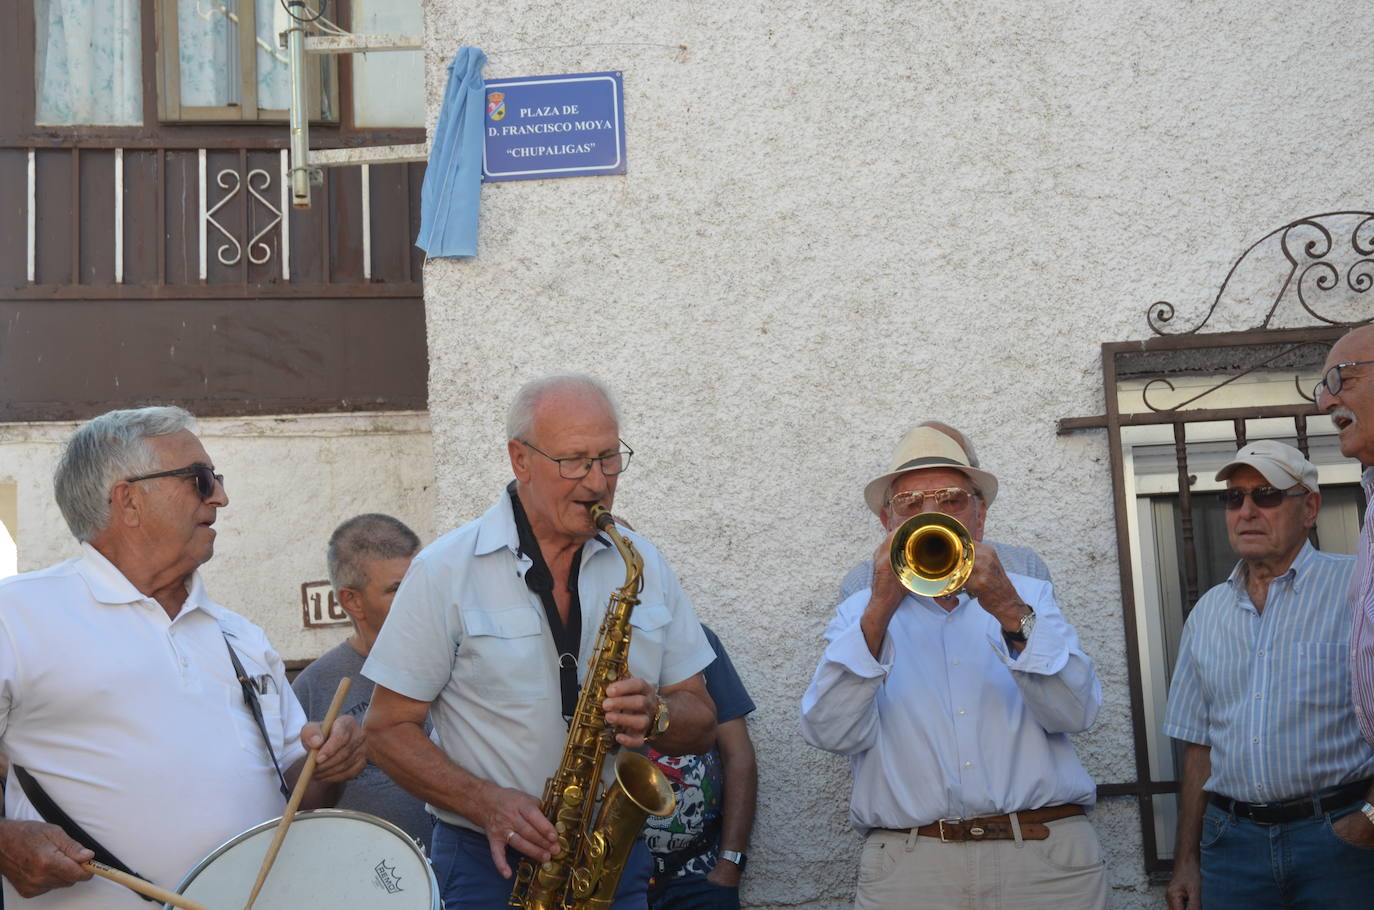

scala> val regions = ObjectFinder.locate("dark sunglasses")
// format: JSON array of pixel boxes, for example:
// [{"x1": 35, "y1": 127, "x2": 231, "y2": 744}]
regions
[
  {"x1": 125, "y1": 464, "x2": 224, "y2": 499},
  {"x1": 1216, "y1": 485, "x2": 1306, "y2": 510}
]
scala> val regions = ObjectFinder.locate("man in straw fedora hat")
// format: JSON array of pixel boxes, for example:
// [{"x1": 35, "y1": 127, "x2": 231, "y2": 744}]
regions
[{"x1": 801, "y1": 424, "x2": 1107, "y2": 910}]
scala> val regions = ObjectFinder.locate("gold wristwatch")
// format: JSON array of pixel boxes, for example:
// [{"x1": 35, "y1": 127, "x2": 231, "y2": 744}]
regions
[{"x1": 647, "y1": 695, "x2": 670, "y2": 741}]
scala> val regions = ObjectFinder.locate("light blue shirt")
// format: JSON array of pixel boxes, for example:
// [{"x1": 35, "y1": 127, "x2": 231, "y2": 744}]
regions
[
  {"x1": 1164, "y1": 542, "x2": 1374, "y2": 802},
  {"x1": 364, "y1": 491, "x2": 714, "y2": 830},
  {"x1": 800, "y1": 574, "x2": 1101, "y2": 833}
]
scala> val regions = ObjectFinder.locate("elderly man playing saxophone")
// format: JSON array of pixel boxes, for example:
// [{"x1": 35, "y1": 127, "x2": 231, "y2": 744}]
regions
[{"x1": 364, "y1": 374, "x2": 717, "y2": 910}]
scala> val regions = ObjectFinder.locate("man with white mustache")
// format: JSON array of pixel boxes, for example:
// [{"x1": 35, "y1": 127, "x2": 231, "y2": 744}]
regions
[{"x1": 1318, "y1": 324, "x2": 1374, "y2": 759}]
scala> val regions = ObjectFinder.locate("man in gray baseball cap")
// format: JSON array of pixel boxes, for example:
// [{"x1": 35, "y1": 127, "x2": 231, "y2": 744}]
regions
[{"x1": 1164, "y1": 439, "x2": 1374, "y2": 909}]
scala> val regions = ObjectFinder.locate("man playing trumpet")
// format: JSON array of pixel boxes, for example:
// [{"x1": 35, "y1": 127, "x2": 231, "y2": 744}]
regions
[{"x1": 800, "y1": 425, "x2": 1107, "y2": 910}]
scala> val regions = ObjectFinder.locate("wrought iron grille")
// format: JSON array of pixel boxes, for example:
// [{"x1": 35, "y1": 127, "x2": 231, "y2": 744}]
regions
[{"x1": 1060, "y1": 211, "x2": 1374, "y2": 878}]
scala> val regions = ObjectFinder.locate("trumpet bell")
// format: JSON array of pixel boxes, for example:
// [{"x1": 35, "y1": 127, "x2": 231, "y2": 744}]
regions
[{"x1": 889, "y1": 513, "x2": 975, "y2": 598}]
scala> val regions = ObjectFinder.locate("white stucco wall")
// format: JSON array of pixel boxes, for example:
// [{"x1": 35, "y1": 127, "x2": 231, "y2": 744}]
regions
[
  {"x1": 415, "y1": 2, "x2": 1374, "y2": 906},
  {"x1": 0, "y1": 413, "x2": 436, "y2": 661}
]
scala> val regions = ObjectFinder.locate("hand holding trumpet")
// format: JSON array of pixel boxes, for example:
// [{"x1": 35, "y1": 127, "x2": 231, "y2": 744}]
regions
[{"x1": 862, "y1": 516, "x2": 1032, "y2": 659}]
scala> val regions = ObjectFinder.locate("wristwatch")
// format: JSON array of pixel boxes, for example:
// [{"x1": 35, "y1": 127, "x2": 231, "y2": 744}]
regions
[
  {"x1": 1361, "y1": 801, "x2": 1374, "y2": 825},
  {"x1": 718, "y1": 850, "x2": 747, "y2": 871},
  {"x1": 1003, "y1": 605, "x2": 1036, "y2": 644},
  {"x1": 647, "y1": 695, "x2": 670, "y2": 741}
]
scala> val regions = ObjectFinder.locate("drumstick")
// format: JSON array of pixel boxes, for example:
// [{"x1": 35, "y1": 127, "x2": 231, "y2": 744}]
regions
[
  {"x1": 242, "y1": 676, "x2": 351, "y2": 910},
  {"x1": 82, "y1": 860, "x2": 212, "y2": 910}
]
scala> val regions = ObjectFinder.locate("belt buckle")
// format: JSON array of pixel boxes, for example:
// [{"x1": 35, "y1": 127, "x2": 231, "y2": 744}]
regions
[{"x1": 937, "y1": 818, "x2": 963, "y2": 843}]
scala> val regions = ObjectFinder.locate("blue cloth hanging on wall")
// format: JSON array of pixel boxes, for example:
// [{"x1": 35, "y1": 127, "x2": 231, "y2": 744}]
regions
[{"x1": 416, "y1": 46, "x2": 488, "y2": 259}]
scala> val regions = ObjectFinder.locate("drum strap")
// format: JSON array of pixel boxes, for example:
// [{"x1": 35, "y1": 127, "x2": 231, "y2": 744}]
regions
[
  {"x1": 11, "y1": 764, "x2": 157, "y2": 900},
  {"x1": 222, "y1": 635, "x2": 292, "y2": 800}
]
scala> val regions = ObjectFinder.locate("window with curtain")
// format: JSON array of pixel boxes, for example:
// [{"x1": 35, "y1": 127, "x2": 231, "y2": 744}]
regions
[
  {"x1": 157, "y1": 0, "x2": 335, "y2": 122},
  {"x1": 34, "y1": 0, "x2": 143, "y2": 125}
]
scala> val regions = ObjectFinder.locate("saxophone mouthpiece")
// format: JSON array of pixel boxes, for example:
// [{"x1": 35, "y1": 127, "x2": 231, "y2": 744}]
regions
[{"x1": 590, "y1": 503, "x2": 615, "y2": 532}]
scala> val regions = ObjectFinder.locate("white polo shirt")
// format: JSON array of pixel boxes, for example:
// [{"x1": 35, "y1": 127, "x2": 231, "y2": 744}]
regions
[
  {"x1": 0, "y1": 545, "x2": 307, "y2": 909},
  {"x1": 364, "y1": 491, "x2": 715, "y2": 831}
]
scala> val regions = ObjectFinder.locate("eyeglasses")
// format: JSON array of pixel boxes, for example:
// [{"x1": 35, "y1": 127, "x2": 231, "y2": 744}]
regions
[
  {"x1": 520, "y1": 440, "x2": 634, "y2": 480},
  {"x1": 887, "y1": 487, "x2": 975, "y2": 519},
  {"x1": 1314, "y1": 360, "x2": 1374, "y2": 400},
  {"x1": 1216, "y1": 485, "x2": 1307, "y2": 510},
  {"x1": 125, "y1": 464, "x2": 224, "y2": 500}
]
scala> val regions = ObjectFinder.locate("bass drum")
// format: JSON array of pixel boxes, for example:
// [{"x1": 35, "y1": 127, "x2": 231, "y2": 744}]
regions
[{"x1": 167, "y1": 809, "x2": 440, "y2": 909}]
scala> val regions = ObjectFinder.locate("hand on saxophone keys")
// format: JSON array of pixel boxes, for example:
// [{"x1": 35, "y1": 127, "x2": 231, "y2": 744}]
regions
[
  {"x1": 602, "y1": 676, "x2": 659, "y2": 749},
  {"x1": 477, "y1": 783, "x2": 561, "y2": 878}
]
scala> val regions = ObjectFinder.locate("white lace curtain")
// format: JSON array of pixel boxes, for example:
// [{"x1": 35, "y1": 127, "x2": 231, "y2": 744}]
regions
[
  {"x1": 34, "y1": 0, "x2": 143, "y2": 125},
  {"x1": 33, "y1": 0, "x2": 292, "y2": 124},
  {"x1": 178, "y1": 0, "x2": 290, "y2": 111}
]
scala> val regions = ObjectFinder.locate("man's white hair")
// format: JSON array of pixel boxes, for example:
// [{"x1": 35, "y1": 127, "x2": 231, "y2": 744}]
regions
[
  {"x1": 54, "y1": 406, "x2": 197, "y2": 542},
  {"x1": 505, "y1": 374, "x2": 621, "y2": 442}
]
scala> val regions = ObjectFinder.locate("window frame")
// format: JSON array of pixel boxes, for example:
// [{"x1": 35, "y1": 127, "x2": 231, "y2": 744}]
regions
[
  {"x1": 1058, "y1": 325, "x2": 1353, "y2": 879},
  {"x1": 154, "y1": 0, "x2": 338, "y2": 124},
  {"x1": 1120, "y1": 415, "x2": 1360, "y2": 864}
]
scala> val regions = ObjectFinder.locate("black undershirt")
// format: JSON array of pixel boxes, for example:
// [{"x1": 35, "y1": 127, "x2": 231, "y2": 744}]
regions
[{"x1": 508, "y1": 481, "x2": 583, "y2": 721}]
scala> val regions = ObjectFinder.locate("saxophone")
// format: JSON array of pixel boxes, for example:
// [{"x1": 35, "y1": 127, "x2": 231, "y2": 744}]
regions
[{"x1": 510, "y1": 504, "x2": 677, "y2": 910}]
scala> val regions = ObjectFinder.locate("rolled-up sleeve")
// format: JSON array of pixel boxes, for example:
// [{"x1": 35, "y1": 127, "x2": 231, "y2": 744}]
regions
[
  {"x1": 988, "y1": 579, "x2": 1102, "y2": 734},
  {"x1": 653, "y1": 554, "x2": 714, "y2": 687},
  {"x1": 800, "y1": 592, "x2": 889, "y2": 755},
  {"x1": 363, "y1": 554, "x2": 461, "y2": 701},
  {"x1": 1162, "y1": 619, "x2": 1209, "y2": 746}
]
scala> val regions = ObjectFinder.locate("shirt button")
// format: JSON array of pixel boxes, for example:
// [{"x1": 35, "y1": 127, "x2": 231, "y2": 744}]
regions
[
  {"x1": 958, "y1": 708, "x2": 967, "y2": 716},
  {"x1": 1253, "y1": 737, "x2": 1260, "y2": 744},
  {"x1": 964, "y1": 761, "x2": 973, "y2": 769},
  {"x1": 1254, "y1": 694, "x2": 1261, "y2": 700},
  {"x1": 1257, "y1": 650, "x2": 1265, "y2": 657},
  {"x1": 952, "y1": 659, "x2": 960, "y2": 666}
]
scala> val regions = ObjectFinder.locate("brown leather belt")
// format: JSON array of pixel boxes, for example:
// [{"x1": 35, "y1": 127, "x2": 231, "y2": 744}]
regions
[{"x1": 880, "y1": 803, "x2": 1086, "y2": 842}]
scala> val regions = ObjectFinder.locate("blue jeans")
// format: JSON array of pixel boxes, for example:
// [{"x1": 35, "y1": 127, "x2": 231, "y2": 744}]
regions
[
  {"x1": 650, "y1": 871, "x2": 740, "y2": 910},
  {"x1": 1200, "y1": 800, "x2": 1374, "y2": 908},
  {"x1": 431, "y1": 822, "x2": 652, "y2": 910}
]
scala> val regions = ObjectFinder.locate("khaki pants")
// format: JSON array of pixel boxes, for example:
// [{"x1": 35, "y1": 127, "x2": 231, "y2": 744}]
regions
[{"x1": 854, "y1": 815, "x2": 1109, "y2": 910}]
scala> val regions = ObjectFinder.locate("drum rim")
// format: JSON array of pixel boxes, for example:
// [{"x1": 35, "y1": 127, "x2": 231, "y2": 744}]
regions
[{"x1": 171, "y1": 808, "x2": 434, "y2": 902}]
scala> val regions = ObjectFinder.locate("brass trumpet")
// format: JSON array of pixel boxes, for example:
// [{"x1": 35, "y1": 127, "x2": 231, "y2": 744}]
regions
[{"x1": 889, "y1": 513, "x2": 975, "y2": 597}]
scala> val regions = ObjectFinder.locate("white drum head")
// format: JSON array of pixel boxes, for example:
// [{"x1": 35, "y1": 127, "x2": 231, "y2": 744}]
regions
[{"x1": 170, "y1": 809, "x2": 438, "y2": 909}]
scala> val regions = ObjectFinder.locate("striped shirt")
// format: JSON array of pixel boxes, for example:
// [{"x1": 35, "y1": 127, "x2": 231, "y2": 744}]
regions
[
  {"x1": 1164, "y1": 542, "x2": 1374, "y2": 802},
  {"x1": 1351, "y1": 466, "x2": 1374, "y2": 745}
]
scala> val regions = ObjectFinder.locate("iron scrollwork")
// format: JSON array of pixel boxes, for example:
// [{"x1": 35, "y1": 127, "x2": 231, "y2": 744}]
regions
[
  {"x1": 204, "y1": 166, "x2": 283, "y2": 268},
  {"x1": 1138, "y1": 342, "x2": 1332, "y2": 413},
  {"x1": 1147, "y1": 211, "x2": 1374, "y2": 335}
]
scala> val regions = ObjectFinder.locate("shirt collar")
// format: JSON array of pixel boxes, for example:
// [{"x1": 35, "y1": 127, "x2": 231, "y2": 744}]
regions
[
  {"x1": 75, "y1": 542, "x2": 213, "y2": 617},
  {"x1": 1363, "y1": 465, "x2": 1374, "y2": 497},
  {"x1": 1226, "y1": 539, "x2": 1318, "y2": 592},
  {"x1": 472, "y1": 484, "x2": 611, "y2": 559}
]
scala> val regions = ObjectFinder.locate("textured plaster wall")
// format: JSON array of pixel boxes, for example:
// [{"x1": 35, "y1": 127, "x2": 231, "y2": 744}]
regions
[
  {"x1": 0, "y1": 413, "x2": 436, "y2": 660},
  {"x1": 417, "y1": 2, "x2": 1374, "y2": 906}
]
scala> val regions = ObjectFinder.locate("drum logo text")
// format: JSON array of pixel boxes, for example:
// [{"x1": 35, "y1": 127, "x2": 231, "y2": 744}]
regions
[{"x1": 374, "y1": 859, "x2": 404, "y2": 894}]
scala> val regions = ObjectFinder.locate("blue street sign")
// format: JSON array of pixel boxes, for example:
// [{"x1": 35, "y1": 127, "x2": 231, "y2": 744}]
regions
[{"x1": 482, "y1": 72, "x2": 627, "y2": 182}]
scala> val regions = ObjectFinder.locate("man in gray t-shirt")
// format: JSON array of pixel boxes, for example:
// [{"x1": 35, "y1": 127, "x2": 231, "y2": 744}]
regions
[{"x1": 293, "y1": 514, "x2": 432, "y2": 850}]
